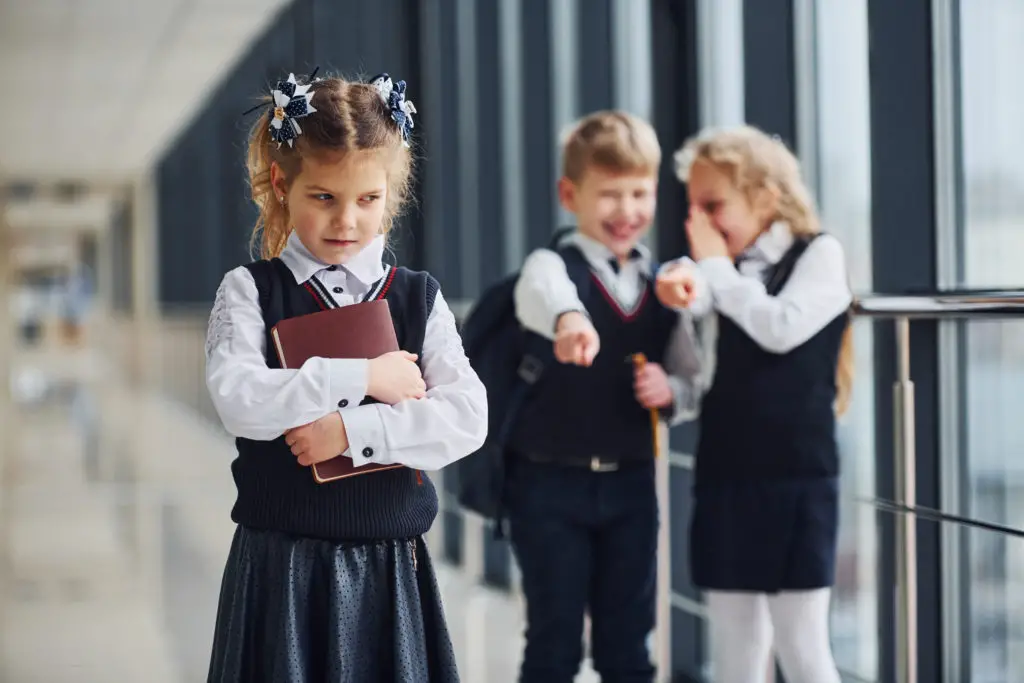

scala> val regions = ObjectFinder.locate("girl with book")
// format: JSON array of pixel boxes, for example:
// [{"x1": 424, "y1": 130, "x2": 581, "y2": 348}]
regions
[
  {"x1": 204, "y1": 69, "x2": 487, "y2": 683},
  {"x1": 656, "y1": 126, "x2": 851, "y2": 683}
]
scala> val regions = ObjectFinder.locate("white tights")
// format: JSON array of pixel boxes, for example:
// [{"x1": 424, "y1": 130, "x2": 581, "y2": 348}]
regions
[{"x1": 706, "y1": 589, "x2": 841, "y2": 683}]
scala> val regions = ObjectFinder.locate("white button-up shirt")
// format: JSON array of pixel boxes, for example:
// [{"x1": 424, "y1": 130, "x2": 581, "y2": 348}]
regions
[
  {"x1": 512, "y1": 231, "x2": 704, "y2": 423},
  {"x1": 205, "y1": 231, "x2": 488, "y2": 471}
]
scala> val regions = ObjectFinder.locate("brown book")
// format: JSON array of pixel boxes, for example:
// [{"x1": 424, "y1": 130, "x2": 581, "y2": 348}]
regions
[{"x1": 270, "y1": 299, "x2": 405, "y2": 484}]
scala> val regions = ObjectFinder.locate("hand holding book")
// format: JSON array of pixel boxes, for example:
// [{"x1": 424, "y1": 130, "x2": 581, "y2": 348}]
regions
[
  {"x1": 366, "y1": 351, "x2": 426, "y2": 404},
  {"x1": 286, "y1": 412, "x2": 349, "y2": 467},
  {"x1": 284, "y1": 349, "x2": 425, "y2": 468},
  {"x1": 270, "y1": 300, "x2": 416, "y2": 483}
]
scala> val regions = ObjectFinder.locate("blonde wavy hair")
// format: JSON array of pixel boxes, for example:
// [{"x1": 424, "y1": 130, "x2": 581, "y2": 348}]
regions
[
  {"x1": 246, "y1": 74, "x2": 414, "y2": 260},
  {"x1": 675, "y1": 125, "x2": 854, "y2": 416}
]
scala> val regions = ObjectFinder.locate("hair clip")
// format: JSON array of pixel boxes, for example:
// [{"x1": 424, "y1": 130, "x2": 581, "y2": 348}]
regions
[
  {"x1": 368, "y1": 73, "x2": 417, "y2": 146},
  {"x1": 242, "y1": 68, "x2": 321, "y2": 148},
  {"x1": 269, "y1": 71, "x2": 319, "y2": 148}
]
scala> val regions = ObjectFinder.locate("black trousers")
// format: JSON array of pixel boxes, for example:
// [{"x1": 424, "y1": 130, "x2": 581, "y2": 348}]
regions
[{"x1": 507, "y1": 458, "x2": 658, "y2": 683}]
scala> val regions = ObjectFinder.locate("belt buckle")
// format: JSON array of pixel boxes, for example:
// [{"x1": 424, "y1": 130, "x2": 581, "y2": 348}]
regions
[{"x1": 590, "y1": 456, "x2": 618, "y2": 473}]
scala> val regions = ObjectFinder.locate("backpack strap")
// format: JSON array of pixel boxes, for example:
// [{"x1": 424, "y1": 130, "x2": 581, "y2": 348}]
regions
[{"x1": 557, "y1": 244, "x2": 592, "y2": 303}]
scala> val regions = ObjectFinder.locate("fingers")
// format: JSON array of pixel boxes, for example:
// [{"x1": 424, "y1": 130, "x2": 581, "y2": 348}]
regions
[
  {"x1": 400, "y1": 351, "x2": 419, "y2": 362},
  {"x1": 580, "y1": 334, "x2": 599, "y2": 366},
  {"x1": 635, "y1": 380, "x2": 667, "y2": 408},
  {"x1": 556, "y1": 331, "x2": 599, "y2": 366}
]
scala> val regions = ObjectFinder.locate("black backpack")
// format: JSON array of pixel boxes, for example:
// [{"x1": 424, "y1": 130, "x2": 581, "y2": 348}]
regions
[{"x1": 457, "y1": 231, "x2": 592, "y2": 530}]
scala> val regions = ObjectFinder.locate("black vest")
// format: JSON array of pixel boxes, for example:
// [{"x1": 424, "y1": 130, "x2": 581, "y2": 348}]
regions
[
  {"x1": 696, "y1": 237, "x2": 849, "y2": 483},
  {"x1": 231, "y1": 257, "x2": 440, "y2": 541},
  {"x1": 510, "y1": 262, "x2": 678, "y2": 462}
]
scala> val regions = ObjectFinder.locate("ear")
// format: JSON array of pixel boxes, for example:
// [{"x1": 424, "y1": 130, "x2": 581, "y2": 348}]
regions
[
  {"x1": 269, "y1": 162, "x2": 289, "y2": 202},
  {"x1": 557, "y1": 176, "x2": 578, "y2": 214}
]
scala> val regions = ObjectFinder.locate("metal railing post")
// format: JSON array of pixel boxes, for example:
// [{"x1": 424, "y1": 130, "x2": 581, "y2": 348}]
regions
[{"x1": 894, "y1": 317, "x2": 918, "y2": 683}]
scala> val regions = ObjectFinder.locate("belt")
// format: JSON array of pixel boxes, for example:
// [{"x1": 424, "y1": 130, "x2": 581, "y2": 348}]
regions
[{"x1": 522, "y1": 452, "x2": 622, "y2": 472}]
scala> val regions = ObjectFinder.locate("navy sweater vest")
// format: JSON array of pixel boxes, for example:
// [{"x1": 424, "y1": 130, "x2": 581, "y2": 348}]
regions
[
  {"x1": 510, "y1": 264, "x2": 678, "y2": 462},
  {"x1": 231, "y1": 257, "x2": 440, "y2": 541},
  {"x1": 696, "y1": 238, "x2": 849, "y2": 483}
]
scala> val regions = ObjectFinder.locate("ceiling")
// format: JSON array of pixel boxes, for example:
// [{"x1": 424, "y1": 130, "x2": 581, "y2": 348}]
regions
[{"x1": 0, "y1": 0, "x2": 289, "y2": 182}]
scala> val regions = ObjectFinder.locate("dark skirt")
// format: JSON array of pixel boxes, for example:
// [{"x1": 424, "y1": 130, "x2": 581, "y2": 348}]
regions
[
  {"x1": 689, "y1": 477, "x2": 838, "y2": 593},
  {"x1": 207, "y1": 526, "x2": 459, "y2": 683}
]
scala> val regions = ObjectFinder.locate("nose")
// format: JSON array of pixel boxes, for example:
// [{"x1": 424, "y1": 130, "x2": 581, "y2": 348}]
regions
[{"x1": 332, "y1": 201, "x2": 359, "y2": 233}]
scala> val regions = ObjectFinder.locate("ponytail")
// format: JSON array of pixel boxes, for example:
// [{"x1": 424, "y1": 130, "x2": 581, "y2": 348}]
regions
[{"x1": 247, "y1": 106, "x2": 294, "y2": 260}]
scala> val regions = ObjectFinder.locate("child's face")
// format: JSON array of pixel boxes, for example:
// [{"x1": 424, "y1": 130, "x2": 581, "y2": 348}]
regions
[
  {"x1": 686, "y1": 158, "x2": 775, "y2": 258},
  {"x1": 558, "y1": 167, "x2": 657, "y2": 260},
  {"x1": 272, "y1": 150, "x2": 389, "y2": 265}
]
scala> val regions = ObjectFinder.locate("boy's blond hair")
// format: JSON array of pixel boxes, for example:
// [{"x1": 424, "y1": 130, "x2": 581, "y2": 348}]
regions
[{"x1": 561, "y1": 110, "x2": 661, "y2": 183}]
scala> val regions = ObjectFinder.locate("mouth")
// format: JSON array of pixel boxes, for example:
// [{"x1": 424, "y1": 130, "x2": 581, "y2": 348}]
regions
[
  {"x1": 324, "y1": 238, "x2": 357, "y2": 247},
  {"x1": 601, "y1": 220, "x2": 644, "y2": 241}
]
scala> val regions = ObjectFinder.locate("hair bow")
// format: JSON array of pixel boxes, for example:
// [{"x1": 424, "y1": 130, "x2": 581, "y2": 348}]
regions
[
  {"x1": 269, "y1": 71, "x2": 318, "y2": 148},
  {"x1": 369, "y1": 73, "x2": 417, "y2": 146}
]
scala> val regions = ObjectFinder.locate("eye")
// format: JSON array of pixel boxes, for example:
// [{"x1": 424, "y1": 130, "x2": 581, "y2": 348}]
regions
[
  {"x1": 360, "y1": 194, "x2": 382, "y2": 204},
  {"x1": 311, "y1": 193, "x2": 333, "y2": 202},
  {"x1": 703, "y1": 200, "x2": 720, "y2": 214}
]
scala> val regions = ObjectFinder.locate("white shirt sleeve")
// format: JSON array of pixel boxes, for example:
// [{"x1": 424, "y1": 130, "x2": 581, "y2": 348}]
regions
[
  {"x1": 513, "y1": 248, "x2": 587, "y2": 340},
  {"x1": 339, "y1": 289, "x2": 488, "y2": 471},
  {"x1": 698, "y1": 235, "x2": 853, "y2": 354},
  {"x1": 663, "y1": 313, "x2": 706, "y2": 425},
  {"x1": 204, "y1": 267, "x2": 371, "y2": 441}
]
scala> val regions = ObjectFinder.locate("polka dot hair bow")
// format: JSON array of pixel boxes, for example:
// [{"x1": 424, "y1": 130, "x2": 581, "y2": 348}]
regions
[
  {"x1": 369, "y1": 73, "x2": 417, "y2": 146},
  {"x1": 269, "y1": 71, "x2": 319, "y2": 148}
]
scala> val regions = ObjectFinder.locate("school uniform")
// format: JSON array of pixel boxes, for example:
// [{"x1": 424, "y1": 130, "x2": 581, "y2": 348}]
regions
[
  {"x1": 204, "y1": 231, "x2": 487, "y2": 683},
  {"x1": 509, "y1": 231, "x2": 702, "y2": 683},
  {"x1": 675, "y1": 222, "x2": 853, "y2": 593}
]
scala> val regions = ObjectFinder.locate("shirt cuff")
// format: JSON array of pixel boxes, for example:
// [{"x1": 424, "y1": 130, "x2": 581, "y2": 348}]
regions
[
  {"x1": 339, "y1": 404, "x2": 389, "y2": 468},
  {"x1": 697, "y1": 256, "x2": 739, "y2": 290},
  {"x1": 665, "y1": 375, "x2": 697, "y2": 426},
  {"x1": 328, "y1": 359, "x2": 369, "y2": 412}
]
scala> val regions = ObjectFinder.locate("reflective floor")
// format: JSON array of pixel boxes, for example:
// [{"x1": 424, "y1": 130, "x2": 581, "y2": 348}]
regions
[{"x1": 0, "y1": 338, "x2": 600, "y2": 683}]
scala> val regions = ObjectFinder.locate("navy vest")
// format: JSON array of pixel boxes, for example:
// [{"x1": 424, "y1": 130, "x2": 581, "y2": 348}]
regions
[
  {"x1": 231, "y1": 257, "x2": 440, "y2": 541},
  {"x1": 509, "y1": 263, "x2": 678, "y2": 462},
  {"x1": 696, "y1": 237, "x2": 849, "y2": 483}
]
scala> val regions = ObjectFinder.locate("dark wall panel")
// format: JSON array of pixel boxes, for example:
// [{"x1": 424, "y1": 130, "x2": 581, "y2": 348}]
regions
[
  {"x1": 577, "y1": 0, "x2": 615, "y2": 114},
  {"x1": 520, "y1": 0, "x2": 555, "y2": 251},
  {"x1": 743, "y1": 0, "x2": 796, "y2": 147},
  {"x1": 867, "y1": 1, "x2": 941, "y2": 681}
]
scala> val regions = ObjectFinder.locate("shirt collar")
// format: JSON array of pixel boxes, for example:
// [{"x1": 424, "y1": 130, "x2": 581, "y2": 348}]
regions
[
  {"x1": 741, "y1": 221, "x2": 794, "y2": 266},
  {"x1": 562, "y1": 230, "x2": 653, "y2": 275},
  {"x1": 278, "y1": 231, "x2": 387, "y2": 286}
]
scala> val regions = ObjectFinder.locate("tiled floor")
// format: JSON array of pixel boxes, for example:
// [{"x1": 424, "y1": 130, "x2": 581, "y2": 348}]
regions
[{"x1": 0, "y1": 343, "x2": 598, "y2": 683}]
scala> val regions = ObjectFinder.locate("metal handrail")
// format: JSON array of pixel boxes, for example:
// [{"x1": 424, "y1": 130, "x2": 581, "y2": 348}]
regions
[
  {"x1": 853, "y1": 289, "x2": 1024, "y2": 318},
  {"x1": 850, "y1": 288, "x2": 1024, "y2": 683}
]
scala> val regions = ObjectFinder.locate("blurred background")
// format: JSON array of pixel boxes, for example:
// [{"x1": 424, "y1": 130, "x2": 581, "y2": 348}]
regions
[{"x1": 1, "y1": 0, "x2": 1023, "y2": 681}]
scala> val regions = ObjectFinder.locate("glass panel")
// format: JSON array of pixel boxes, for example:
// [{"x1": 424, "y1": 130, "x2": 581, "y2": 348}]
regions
[
  {"x1": 966, "y1": 522, "x2": 1024, "y2": 682},
  {"x1": 814, "y1": 1, "x2": 877, "y2": 679},
  {"x1": 959, "y1": 2, "x2": 1024, "y2": 681}
]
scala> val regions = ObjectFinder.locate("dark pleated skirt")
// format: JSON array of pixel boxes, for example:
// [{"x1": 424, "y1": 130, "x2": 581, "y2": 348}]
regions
[
  {"x1": 207, "y1": 526, "x2": 459, "y2": 683},
  {"x1": 690, "y1": 477, "x2": 839, "y2": 593}
]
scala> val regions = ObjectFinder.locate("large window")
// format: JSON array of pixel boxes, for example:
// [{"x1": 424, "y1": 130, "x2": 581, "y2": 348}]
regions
[
  {"x1": 813, "y1": 1, "x2": 876, "y2": 680},
  {"x1": 958, "y1": 2, "x2": 1024, "y2": 680}
]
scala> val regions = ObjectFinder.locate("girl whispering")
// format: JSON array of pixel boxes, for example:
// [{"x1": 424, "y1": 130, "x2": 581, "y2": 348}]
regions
[
  {"x1": 657, "y1": 125, "x2": 852, "y2": 683},
  {"x1": 204, "y1": 70, "x2": 487, "y2": 683}
]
